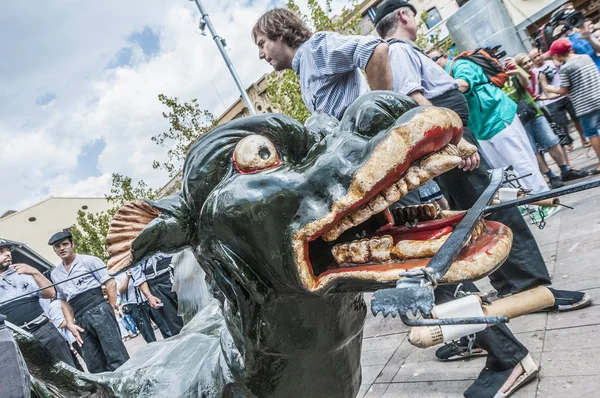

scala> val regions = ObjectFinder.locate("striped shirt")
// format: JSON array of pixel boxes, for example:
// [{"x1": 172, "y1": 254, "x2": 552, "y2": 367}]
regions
[
  {"x1": 388, "y1": 39, "x2": 457, "y2": 99},
  {"x1": 560, "y1": 55, "x2": 600, "y2": 117},
  {"x1": 292, "y1": 32, "x2": 382, "y2": 120}
]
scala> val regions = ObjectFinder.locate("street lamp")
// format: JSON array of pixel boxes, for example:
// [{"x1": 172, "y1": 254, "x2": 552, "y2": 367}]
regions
[{"x1": 189, "y1": 0, "x2": 256, "y2": 115}]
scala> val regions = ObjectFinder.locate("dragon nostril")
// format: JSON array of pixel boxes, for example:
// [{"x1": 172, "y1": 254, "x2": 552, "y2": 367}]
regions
[{"x1": 258, "y1": 147, "x2": 271, "y2": 160}]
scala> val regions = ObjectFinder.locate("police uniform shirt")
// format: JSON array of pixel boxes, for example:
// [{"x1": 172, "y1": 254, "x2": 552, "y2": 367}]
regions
[
  {"x1": 51, "y1": 254, "x2": 111, "y2": 301},
  {"x1": 130, "y1": 253, "x2": 171, "y2": 287},
  {"x1": 115, "y1": 272, "x2": 145, "y2": 305},
  {"x1": 0, "y1": 268, "x2": 41, "y2": 303}
]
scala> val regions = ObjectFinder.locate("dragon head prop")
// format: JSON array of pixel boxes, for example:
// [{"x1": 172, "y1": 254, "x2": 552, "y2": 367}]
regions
[{"x1": 107, "y1": 91, "x2": 511, "y2": 300}]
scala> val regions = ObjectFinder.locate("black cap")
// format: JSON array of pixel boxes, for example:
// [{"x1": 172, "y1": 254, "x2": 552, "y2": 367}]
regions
[
  {"x1": 48, "y1": 231, "x2": 73, "y2": 246},
  {"x1": 373, "y1": 0, "x2": 417, "y2": 26},
  {"x1": 0, "y1": 239, "x2": 16, "y2": 249}
]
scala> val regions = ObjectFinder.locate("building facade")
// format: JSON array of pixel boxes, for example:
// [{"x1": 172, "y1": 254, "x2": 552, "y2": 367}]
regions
[{"x1": 0, "y1": 197, "x2": 113, "y2": 263}]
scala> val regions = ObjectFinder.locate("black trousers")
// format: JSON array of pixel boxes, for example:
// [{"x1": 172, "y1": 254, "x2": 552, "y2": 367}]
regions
[
  {"x1": 129, "y1": 302, "x2": 172, "y2": 342},
  {"x1": 148, "y1": 275, "x2": 183, "y2": 336},
  {"x1": 30, "y1": 321, "x2": 76, "y2": 368},
  {"x1": 435, "y1": 284, "x2": 528, "y2": 371},
  {"x1": 76, "y1": 301, "x2": 129, "y2": 373},
  {"x1": 429, "y1": 89, "x2": 552, "y2": 295}
]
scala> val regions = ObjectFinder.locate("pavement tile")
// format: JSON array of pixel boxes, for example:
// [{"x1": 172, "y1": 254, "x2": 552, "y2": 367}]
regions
[
  {"x1": 362, "y1": 332, "x2": 407, "y2": 352},
  {"x1": 545, "y1": 300, "x2": 600, "y2": 331},
  {"x1": 514, "y1": 331, "x2": 546, "y2": 353},
  {"x1": 543, "y1": 324, "x2": 600, "y2": 352},
  {"x1": 359, "y1": 383, "x2": 389, "y2": 398},
  {"x1": 362, "y1": 348, "x2": 397, "y2": 366},
  {"x1": 536, "y1": 375, "x2": 600, "y2": 398},
  {"x1": 382, "y1": 381, "x2": 473, "y2": 397},
  {"x1": 362, "y1": 364, "x2": 387, "y2": 385},
  {"x1": 392, "y1": 355, "x2": 484, "y2": 383},
  {"x1": 374, "y1": 339, "x2": 414, "y2": 383},
  {"x1": 507, "y1": 312, "x2": 548, "y2": 334},
  {"x1": 540, "y1": 347, "x2": 600, "y2": 377}
]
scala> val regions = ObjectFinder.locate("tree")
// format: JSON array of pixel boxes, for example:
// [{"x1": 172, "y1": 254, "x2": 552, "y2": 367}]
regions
[
  {"x1": 414, "y1": 11, "x2": 454, "y2": 52},
  {"x1": 70, "y1": 173, "x2": 157, "y2": 262},
  {"x1": 152, "y1": 94, "x2": 216, "y2": 179},
  {"x1": 265, "y1": 0, "x2": 362, "y2": 124}
]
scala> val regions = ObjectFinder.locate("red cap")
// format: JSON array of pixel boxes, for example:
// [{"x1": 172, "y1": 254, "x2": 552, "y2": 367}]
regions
[{"x1": 546, "y1": 38, "x2": 572, "y2": 56}]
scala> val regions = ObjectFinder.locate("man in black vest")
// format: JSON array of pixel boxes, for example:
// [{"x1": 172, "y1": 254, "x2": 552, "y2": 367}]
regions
[
  {"x1": 49, "y1": 231, "x2": 129, "y2": 373},
  {"x1": 0, "y1": 239, "x2": 75, "y2": 366},
  {"x1": 131, "y1": 253, "x2": 183, "y2": 335}
]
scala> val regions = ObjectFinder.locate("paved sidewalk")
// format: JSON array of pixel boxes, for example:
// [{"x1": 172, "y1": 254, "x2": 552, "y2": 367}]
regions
[{"x1": 358, "y1": 139, "x2": 600, "y2": 398}]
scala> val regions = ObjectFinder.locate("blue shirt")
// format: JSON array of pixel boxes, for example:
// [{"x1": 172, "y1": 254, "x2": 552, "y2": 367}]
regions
[
  {"x1": 0, "y1": 268, "x2": 41, "y2": 303},
  {"x1": 446, "y1": 59, "x2": 517, "y2": 140},
  {"x1": 388, "y1": 39, "x2": 458, "y2": 99},
  {"x1": 51, "y1": 254, "x2": 111, "y2": 301},
  {"x1": 569, "y1": 32, "x2": 600, "y2": 70},
  {"x1": 131, "y1": 253, "x2": 172, "y2": 287},
  {"x1": 292, "y1": 32, "x2": 383, "y2": 119}
]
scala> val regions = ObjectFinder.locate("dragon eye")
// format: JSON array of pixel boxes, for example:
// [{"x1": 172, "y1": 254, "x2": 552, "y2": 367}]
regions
[{"x1": 233, "y1": 135, "x2": 281, "y2": 173}]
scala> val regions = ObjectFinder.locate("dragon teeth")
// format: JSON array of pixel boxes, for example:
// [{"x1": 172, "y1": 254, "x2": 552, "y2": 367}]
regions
[
  {"x1": 333, "y1": 236, "x2": 393, "y2": 265},
  {"x1": 321, "y1": 144, "x2": 463, "y2": 244}
]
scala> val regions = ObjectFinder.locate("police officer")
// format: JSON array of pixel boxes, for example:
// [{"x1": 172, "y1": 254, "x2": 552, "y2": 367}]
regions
[
  {"x1": 0, "y1": 239, "x2": 75, "y2": 367},
  {"x1": 48, "y1": 231, "x2": 129, "y2": 373},
  {"x1": 132, "y1": 253, "x2": 183, "y2": 335}
]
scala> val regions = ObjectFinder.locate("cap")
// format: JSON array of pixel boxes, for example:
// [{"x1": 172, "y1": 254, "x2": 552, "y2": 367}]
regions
[
  {"x1": 48, "y1": 231, "x2": 73, "y2": 246},
  {"x1": 373, "y1": 0, "x2": 417, "y2": 26},
  {"x1": 547, "y1": 38, "x2": 572, "y2": 56},
  {"x1": 0, "y1": 239, "x2": 16, "y2": 249}
]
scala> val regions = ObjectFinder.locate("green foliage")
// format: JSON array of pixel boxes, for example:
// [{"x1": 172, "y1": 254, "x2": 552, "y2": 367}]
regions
[
  {"x1": 152, "y1": 94, "x2": 216, "y2": 178},
  {"x1": 266, "y1": 0, "x2": 362, "y2": 124},
  {"x1": 415, "y1": 11, "x2": 454, "y2": 53},
  {"x1": 70, "y1": 174, "x2": 158, "y2": 262}
]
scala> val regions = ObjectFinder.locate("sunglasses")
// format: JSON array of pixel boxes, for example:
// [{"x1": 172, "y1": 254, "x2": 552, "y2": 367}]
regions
[{"x1": 430, "y1": 54, "x2": 445, "y2": 62}]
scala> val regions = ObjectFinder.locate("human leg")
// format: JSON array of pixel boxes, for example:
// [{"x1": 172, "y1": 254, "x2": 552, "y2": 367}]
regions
[
  {"x1": 76, "y1": 311, "x2": 108, "y2": 373},
  {"x1": 477, "y1": 118, "x2": 549, "y2": 193},
  {"x1": 31, "y1": 322, "x2": 76, "y2": 367},
  {"x1": 130, "y1": 303, "x2": 156, "y2": 343},
  {"x1": 580, "y1": 110, "x2": 600, "y2": 172},
  {"x1": 148, "y1": 276, "x2": 184, "y2": 335},
  {"x1": 85, "y1": 302, "x2": 130, "y2": 371},
  {"x1": 564, "y1": 98, "x2": 590, "y2": 146}
]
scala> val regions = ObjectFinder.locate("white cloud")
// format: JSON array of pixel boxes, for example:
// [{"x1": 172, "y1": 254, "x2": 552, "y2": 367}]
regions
[{"x1": 0, "y1": 0, "x2": 354, "y2": 215}]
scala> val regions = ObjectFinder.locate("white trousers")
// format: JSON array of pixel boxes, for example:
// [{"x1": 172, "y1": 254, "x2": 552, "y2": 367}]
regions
[{"x1": 478, "y1": 117, "x2": 549, "y2": 194}]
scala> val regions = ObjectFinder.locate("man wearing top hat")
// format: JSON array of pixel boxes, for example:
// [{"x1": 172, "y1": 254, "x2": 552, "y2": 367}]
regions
[
  {"x1": 0, "y1": 239, "x2": 75, "y2": 366},
  {"x1": 48, "y1": 230, "x2": 129, "y2": 373}
]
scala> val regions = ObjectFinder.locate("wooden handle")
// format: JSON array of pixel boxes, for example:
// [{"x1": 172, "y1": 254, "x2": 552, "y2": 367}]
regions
[
  {"x1": 529, "y1": 198, "x2": 560, "y2": 207},
  {"x1": 482, "y1": 286, "x2": 555, "y2": 318}
]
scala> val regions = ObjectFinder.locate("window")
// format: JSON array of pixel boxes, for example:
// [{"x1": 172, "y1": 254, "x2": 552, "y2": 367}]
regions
[
  {"x1": 367, "y1": 5, "x2": 378, "y2": 23},
  {"x1": 28, "y1": 217, "x2": 36, "y2": 222},
  {"x1": 426, "y1": 7, "x2": 443, "y2": 29},
  {"x1": 81, "y1": 205, "x2": 88, "y2": 210}
]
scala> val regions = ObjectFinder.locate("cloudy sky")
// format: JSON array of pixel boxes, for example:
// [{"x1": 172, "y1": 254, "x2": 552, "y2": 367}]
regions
[{"x1": 1, "y1": 0, "x2": 352, "y2": 215}]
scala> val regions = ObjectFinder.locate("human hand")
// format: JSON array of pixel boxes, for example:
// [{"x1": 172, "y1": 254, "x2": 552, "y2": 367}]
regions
[
  {"x1": 459, "y1": 151, "x2": 480, "y2": 172},
  {"x1": 67, "y1": 323, "x2": 85, "y2": 346},
  {"x1": 147, "y1": 295, "x2": 163, "y2": 309},
  {"x1": 10, "y1": 263, "x2": 40, "y2": 276}
]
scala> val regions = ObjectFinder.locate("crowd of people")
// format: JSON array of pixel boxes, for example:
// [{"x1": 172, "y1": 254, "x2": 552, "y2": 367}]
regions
[
  {"x1": 252, "y1": 0, "x2": 598, "y2": 396},
  {"x1": 0, "y1": 230, "x2": 183, "y2": 373}
]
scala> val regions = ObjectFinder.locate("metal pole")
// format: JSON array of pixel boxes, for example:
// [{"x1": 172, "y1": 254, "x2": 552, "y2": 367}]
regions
[{"x1": 191, "y1": 0, "x2": 256, "y2": 115}]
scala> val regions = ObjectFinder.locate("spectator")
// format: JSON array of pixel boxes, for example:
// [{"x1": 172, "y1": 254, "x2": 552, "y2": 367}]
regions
[
  {"x1": 429, "y1": 49, "x2": 549, "y2": 193},
  {"x1": 567, "y1": 15, "x2": 600, "y2": 70},
  {"x1": 511, "y1": 53, "x2": 587, "y2": 187},
  {"x1": 529, "y1": 48, "x2": 589, "y2": 148},
  {"x1": 540, "y1": 38, "x2": 600, "y2": 174}
]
